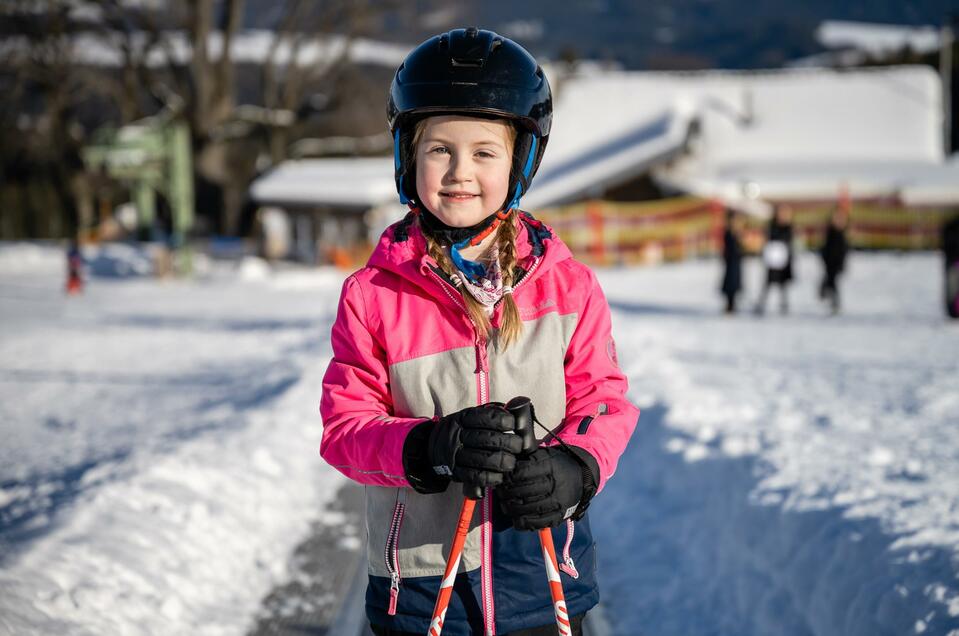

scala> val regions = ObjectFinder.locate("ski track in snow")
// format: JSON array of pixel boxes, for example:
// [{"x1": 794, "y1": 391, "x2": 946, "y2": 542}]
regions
[
  {"x1": 0, "y1": 243, "x2": 957, "y2": 635},
  {"x1": 0, "y1": 245, "x2": 351, "y2": 635}
]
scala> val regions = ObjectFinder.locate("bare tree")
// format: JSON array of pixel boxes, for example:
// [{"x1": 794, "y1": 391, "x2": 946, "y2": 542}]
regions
[{"x1": 0, "y1": 0, "x2": 428, "y2": 238}]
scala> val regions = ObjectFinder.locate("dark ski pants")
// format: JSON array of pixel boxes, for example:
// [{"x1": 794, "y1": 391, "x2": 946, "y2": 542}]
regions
[
  {"x1": 371, "y1": 613, "x2": 585, "y2": 636},
  {"x1": 820, "y1": 273, "x2": 841, "y2": 313}
]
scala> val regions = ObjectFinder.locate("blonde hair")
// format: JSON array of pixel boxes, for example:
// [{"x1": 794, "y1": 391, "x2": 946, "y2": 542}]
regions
[{"x1": 412, "y1": 116, "x2": 523, "y2": 349}]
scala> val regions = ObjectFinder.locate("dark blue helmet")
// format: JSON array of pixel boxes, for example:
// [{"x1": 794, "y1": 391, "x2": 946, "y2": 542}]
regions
[{"x1": 388, "y1": 27, "x2": 552, "y2": 209}]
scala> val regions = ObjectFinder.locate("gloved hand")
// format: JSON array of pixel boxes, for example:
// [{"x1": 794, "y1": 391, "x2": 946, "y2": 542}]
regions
[
  {"x1": 496, "y1": 445, "x2": 600, "y2": 530},
  {"x1": 402, "y1": 403, "x2": 524, "y2": 495}
]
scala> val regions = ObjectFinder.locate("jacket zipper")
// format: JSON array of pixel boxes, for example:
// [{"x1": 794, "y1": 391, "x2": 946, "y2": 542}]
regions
[
  {"x1": 559, "y1": 519, "x2": 579, "y2": 579},
  {"x1": 427, "y1": 255, "x2": 550, "y2": 636},
  {"x1": 482, "y1": 489, "x2": 495, "y2": 635},
  {"x1": 427, "y1": 264, "x2": 497, "y2": 633},
  {"x1": 492, "y1": 255, "x2": 542, "y2": 310},
  {"x1": 385, "y1": 492, "x2": 407, "y2": 615},
  {"x1": 476, "y1": 335, "x2": 495, "y2": 635}
]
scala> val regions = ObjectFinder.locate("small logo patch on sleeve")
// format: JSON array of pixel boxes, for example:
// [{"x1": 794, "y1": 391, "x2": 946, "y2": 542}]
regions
[{"x1": 606, "y1": 337, "x2": 619, "y2": 367}]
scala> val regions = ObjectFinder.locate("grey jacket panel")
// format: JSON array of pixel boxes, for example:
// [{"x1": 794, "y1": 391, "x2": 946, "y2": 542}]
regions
[{"x1": 488, "y1": 312, "x2": 577, "y2": 439}]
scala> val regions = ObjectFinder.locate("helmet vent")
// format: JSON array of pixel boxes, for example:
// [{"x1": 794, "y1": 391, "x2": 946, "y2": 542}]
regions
[{"x1": 451, "y1": 57, "x2": 484, "y2": 68}]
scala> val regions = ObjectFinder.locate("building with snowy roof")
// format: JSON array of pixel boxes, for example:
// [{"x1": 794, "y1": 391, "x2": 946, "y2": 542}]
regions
[{"x1": 249, "y1": 64, "x2": 959, "y2": 264}]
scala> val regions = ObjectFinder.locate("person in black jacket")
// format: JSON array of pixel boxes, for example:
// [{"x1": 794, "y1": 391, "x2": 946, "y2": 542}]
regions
[
  {"x1": 754, "y1": 204, "x2": 794, "y2": 315},
  {"x1": 819, "y1": 207, "x2": 849, "y2": 315},
  {"x1": 720, "y1": 209, "x2": 744, "y2": 313},
  {"x1": 943, "y1": 215, "x2": 959, "y2": 319}
]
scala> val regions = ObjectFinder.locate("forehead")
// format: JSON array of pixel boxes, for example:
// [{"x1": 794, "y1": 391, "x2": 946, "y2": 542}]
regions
[{"x1": 419, "y1": 115, "x2": 512, "y2": 144}]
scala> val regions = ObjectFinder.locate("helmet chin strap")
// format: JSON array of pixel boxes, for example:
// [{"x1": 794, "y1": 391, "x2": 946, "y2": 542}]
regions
[{"x1": 416, "y1": 206, "x2": 513, "y2": 283}]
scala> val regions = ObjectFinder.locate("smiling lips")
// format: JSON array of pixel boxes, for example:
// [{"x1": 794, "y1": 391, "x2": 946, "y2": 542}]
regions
[{"x1": 440, "y1": 191, "x2": 479, "y2": 201}]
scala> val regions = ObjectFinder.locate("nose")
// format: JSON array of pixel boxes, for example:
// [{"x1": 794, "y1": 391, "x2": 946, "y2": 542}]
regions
[{"x1": 447, "y1": 155, "x2": 472, "y2": 183}]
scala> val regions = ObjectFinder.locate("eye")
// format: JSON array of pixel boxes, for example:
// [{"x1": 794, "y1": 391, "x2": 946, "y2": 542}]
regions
[
  {"x1": 427, "y1": 145, "x2": 449, "y2": 155},
  {"x1": 475, "y1": 150, "x2": 497, "y2": 159}
]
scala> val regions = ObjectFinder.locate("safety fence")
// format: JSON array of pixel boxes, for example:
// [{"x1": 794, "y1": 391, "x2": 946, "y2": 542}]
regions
[{"x1": 535, "y1": 197, "x2": 959, "y2": 266}]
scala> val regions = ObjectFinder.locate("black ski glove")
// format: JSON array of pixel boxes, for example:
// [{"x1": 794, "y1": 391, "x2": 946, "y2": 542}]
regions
[
  {"x1": 402, "y1": 403, "x2": 524, "y2": 495},
  {"x1": 496, "y1": 445, "x2": 600, "y2": 531}
]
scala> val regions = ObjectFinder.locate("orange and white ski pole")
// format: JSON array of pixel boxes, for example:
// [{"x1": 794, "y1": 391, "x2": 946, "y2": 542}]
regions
[
  {"x1": 538, "y1": 527, "x2": 572, "y2": 635},
  {"x1": 428, "y1": 492, "x2": 478, "y2": 636}
]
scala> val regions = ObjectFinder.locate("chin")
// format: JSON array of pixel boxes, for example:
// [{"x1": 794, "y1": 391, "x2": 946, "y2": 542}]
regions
[{"x1": 433, "y1": 207, "x2": 488, "y2": 228}]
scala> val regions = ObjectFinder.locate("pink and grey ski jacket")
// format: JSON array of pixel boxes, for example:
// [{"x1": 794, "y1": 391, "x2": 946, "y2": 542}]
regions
[{"x1": 320, "y1": 211, "x2": 639, "y2": 635}]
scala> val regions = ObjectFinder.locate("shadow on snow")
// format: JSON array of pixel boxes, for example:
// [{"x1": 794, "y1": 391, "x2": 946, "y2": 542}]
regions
[{"x1": 590, "y1": 404, "x2": 959, "y2": 636}]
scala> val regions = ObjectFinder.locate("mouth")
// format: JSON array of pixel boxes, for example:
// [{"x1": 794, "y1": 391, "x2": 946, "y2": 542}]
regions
[{"x1": 440, "y1": 192, "x2": 479, "y2": 201}]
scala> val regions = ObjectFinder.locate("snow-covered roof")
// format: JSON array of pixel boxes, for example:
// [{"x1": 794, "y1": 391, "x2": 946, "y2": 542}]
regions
[
  {"x1": 526, "y1": 64, "x2": 949, "y2": 210},
  {"x1": 249, "y1": 157, "x2": 396, "y2": 208},
  {"x1": 0, "y1": 30, "x2": 410, "y2": 69},
  {"x1": 816, "y1": 20, "x2": 943, "y2": 58},
  {"x1": 899, "y1": 156, "x2": 959, "y2": 206},
  {"x1": 249, "y1": 64, "x2": 955, "y2": 212}
]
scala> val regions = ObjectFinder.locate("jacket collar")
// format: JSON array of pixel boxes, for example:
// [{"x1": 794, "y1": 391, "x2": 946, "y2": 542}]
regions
[{"x1": 367, "y1": 211, "x2": 571, "y2": 292}]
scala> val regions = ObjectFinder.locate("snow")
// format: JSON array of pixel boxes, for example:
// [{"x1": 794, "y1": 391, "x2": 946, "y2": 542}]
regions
[
  {"x1": 249, "y1": 157, "x2": 396, "y2": 208},
  {"x1": 541, "y1": 65, "x2": 946, "y2": 207},
  {"x1": 593, "y1": 251, "x2": 959, "y2": 635},
  {"x1": 0, "y1": 243, "x2": 346, "y2": 635},
  {"x1": 0, "y1": 30, "x2": 409, "y2": 71},
  {"x1": 816, "y1": 21, "x2": 943, "y2": 58},
  {"x1": 1, "y1": 242, "x2": 958, "y2": 635}
]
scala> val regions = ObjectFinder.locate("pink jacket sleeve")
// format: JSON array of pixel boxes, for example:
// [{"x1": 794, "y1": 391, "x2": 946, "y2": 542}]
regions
[
  {"x1": 319, "y1": 274, "x2": 424, "y2": 487},
  {"x1": 553, "y1": 268, "x2": 639, "y2": 492}
]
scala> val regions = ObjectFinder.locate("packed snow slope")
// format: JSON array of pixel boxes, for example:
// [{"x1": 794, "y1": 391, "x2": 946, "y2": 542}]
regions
[
  {"x1": 594, "y1": 250, "x2": 959, "y2": 636},
  {"x1": 0, "y1": 242, "x2": 956, "y2": 635}
]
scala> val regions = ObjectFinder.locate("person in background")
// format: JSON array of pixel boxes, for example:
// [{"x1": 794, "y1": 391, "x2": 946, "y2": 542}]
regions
[
  {"x1": 819, "y1": 206, "x2": 849, "y2": 315},
  {"x1": 720, "y1": 209, "x2": 744, "y2": 314},
  {"x1": 942, "y1": 214, "x2": 959, "y2": 319},
  {"x1": 65, "y1": 240, "x2": 84, "y2": 295},
  {"x1": 754, "y1": 204, "x2": 794, "y2": 316}
]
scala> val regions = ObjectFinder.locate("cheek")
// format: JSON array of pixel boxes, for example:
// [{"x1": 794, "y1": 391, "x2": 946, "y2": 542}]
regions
[
  {"x1": 414, "y1": 158, "x2": 439, "y2": 198},
  {"x1": 486, "y1": 163, "x2": 512, "y2": 200}
]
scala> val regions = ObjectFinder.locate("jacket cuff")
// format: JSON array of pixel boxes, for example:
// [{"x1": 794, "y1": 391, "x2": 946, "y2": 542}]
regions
[
  {"x1": 566, "y1": 445, "x2": 600, "y2": 520},
  {"x1": 402, "y1": 420, "x2": 451, "y2": 494}
]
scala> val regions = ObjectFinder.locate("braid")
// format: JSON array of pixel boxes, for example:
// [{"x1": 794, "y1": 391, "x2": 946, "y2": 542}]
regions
[
  {"x1": 421, "y1": 220, "x2": 493, "y2": 339},
  {"x1": 496, "y1": 210, "x2": 523, "y2": 350}
]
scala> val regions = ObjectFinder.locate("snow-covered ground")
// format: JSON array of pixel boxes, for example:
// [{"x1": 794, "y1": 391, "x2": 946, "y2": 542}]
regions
[{"x1": 0, "y1": 242, "x2": 957, "y2": 635}]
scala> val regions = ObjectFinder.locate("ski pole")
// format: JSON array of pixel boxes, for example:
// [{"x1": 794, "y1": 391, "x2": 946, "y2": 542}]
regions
[
  {"x1": 428, "y1": 491, "x2": 478, "y2": 636},
  {"x1": 507, "y1": 397, "x2": 571, "y2": 636},
  {"x1": 539, "y1": 527, "x2": 572, "y2": 635},
  {"x1": 429, "y1": 400, "x2": 521, "y2": 635}
]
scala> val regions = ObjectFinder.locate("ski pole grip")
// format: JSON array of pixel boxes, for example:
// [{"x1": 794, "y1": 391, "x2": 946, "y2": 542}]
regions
[
  {"x1": 463, "y1": 483, "x2": 484, "y2": 499},
  {"x1": 506, "y1": 396, "x2": 537, "y2": 456}
]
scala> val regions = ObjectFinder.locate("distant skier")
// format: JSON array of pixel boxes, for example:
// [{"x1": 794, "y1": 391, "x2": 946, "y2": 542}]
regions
[
  {"x1": 943, "y1": 215, "x2": 959, "y2": 319},
  {"x1": 65, "y1": 240, "x2": 84, "y2": 295},
  {"x1": 319, "y1": 28, "x2": 639, "y2": 636},
  {"x1": 819, "y1": 207, "x2": 849, "y2": 315},
  {"x1": 754, "y1": 204, "x2": 795, "y2": 315},
  {"x1": 720, "y1": 209, "x2": 744, "y2": 314}
]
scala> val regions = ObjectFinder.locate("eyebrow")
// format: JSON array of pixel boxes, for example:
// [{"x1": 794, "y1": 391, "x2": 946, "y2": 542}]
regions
[{"x1": 422, "y1": 136, "x2": 507, "y2": 149}]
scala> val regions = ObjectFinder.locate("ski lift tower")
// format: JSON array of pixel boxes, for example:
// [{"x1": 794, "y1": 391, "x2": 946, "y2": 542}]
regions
[{"x1": 82, "y1": 116, "x2": 194, "y2": 247}]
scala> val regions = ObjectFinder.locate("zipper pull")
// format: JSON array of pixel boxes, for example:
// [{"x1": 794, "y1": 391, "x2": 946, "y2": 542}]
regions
[
  {"x1": 388, "y1": 572, "x2": 400, "y2": 615},
  {"x1": 560, "y1": 554, "x2": 579, "y2": 579},
  {"x1": 559, "y1": 518, "x2": 580, "y2": 579}
]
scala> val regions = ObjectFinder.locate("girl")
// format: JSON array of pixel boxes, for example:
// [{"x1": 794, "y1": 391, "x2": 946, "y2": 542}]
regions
[{"x1": 320, "y1": 28, "x2": 639, "y2": 636}]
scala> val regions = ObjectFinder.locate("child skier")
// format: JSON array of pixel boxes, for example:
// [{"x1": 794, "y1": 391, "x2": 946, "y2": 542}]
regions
[{"x1": 320, "y1": 28, "x2": 639, "y2": 636}]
